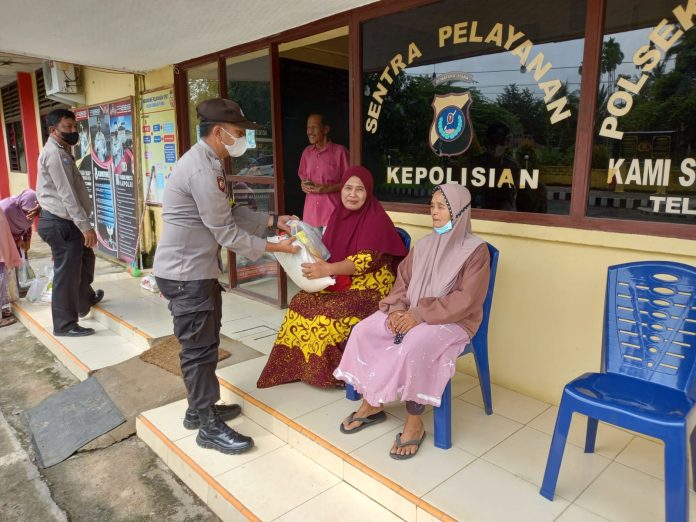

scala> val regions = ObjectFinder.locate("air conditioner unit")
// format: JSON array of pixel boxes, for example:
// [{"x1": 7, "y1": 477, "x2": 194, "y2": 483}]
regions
[{"x1": 42, "y1": 61, "x2": 85, "y2": 106}]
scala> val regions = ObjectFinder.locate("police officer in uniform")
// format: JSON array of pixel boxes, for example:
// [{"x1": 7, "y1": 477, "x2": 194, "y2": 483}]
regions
[
  {"x1": 37, "y1": 108, "x2": 104, "y2": 337},
  {"x1": 154, "y1": 98, "x2": 298, "y2": 455}
]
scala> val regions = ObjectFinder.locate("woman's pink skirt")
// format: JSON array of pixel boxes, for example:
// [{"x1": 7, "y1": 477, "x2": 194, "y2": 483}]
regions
[{"x1": 333, "y1": 311, "x2": 470, "y2": 407}]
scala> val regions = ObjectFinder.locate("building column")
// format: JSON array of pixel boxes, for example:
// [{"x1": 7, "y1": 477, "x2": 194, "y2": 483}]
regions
[
  {"x1": 16, "y1": 71, "x2": 41, "y2": 190},
  {"x1": 0, "y1": 107, "x2": 9, "y2": 199}
]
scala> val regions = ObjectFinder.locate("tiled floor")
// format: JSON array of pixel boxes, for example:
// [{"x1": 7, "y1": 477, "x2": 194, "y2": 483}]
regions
[
  {"x1": 210, "y1": 352, "x2": 689, "y2": 522},
  {"x1": 17, "y1": 257, "x2": 693, "y2": 521}
]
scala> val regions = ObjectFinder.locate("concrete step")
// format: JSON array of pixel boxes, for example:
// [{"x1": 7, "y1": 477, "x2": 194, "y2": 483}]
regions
[
  {"x1": 12, "y1": 300, "x2": 148, "y2": 381},
  {"x1": 137, "y1": 400, "x2": 403, "y2": 522},
  {"x1": 89, "y1": 305, "x2": 154, "y2": 350}
]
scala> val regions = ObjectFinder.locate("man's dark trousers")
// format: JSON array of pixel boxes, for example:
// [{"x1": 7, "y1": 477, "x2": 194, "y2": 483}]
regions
[
  {"x1": 37, "y1": 211, "x2": 96, "y2": 333},
  {"x1": 156, "y1": 277, "x2": 223, "y2": 410}
]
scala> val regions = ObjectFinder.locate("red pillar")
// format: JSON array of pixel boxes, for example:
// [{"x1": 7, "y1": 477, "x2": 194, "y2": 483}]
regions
[
  {"x1": 0, "y1": 115, "x2": 9, "y2": 199},
  {"x1": 17, "y1": 72, "x2": 41, "y2": 190}
]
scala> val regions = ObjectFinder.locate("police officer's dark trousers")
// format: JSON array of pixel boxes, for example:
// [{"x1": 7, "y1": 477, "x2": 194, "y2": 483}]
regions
[
  {"x1": 156, "y1": 277, "x2": 223, "y2": 410},
  {"x1": 37, "y1": 211, "x2": 96, "y2": 333}
]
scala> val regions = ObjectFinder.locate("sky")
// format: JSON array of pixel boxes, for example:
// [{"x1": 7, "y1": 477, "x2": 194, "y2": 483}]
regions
[{"x1": 405, "y1": 27, "x2": 672, "y2": 102}]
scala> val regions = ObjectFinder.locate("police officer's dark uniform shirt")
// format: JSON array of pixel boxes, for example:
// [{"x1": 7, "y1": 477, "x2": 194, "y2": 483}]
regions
[{"x1": 154, "y1": 140, "x2": 269, "y2": 281}]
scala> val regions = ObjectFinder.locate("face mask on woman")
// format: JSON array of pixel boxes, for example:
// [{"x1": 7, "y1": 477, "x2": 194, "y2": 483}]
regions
[{"x1": 434, "y1": 220, "x2": 453, "y2": 234}]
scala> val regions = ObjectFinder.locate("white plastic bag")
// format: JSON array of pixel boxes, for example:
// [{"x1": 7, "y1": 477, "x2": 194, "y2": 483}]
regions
[
  {"x1": 288, "y1": 219, "x2": 330, "y2": 261},
  {"x1": 39, "y1": 263, "x2": 54, "y2": 303},
  {"x1": 269, "y1": 236, "x2": 335, "y2": 293},
  {"x1": 140, "y1": 274, "x2": 159, "y2": 293},
  {"x1": 17, "y1": 251, "x2": 36, "y2": 289},
  {"x1": 26, "y1": 277, "x2": 46, "y2": 303}
]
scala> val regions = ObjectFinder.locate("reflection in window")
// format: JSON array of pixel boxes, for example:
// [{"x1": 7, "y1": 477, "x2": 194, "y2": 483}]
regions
[
  {"x1": 361, "y1": 0, "x2": 587, "y2": 214},
  {"x1": 591, "y1": 0, "x2": 696, "y2": 224},
  {"x1": 226, "y1": 51, "x2": 274, "y2": 177},
  {"x1": 186, "y1": 62, "x2": 219, "y2": 149},
  {"x1": 225, "y1": 51, "x2": 279, "y2": 301}
]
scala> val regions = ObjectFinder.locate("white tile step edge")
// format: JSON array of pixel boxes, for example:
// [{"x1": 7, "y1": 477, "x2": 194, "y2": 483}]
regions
[
  {"x1": 89, "y1": 305, "x2": 155, "y2": 350},
  {"x1": 208, "y1": 382, "x2": 454, "y2": 521},
  {"x1": 136, "y1": 410, "x2": 420, "y2": 522},
  {"x1": 12, "y1": 301, "x2": 145, "y2": 381},
  {"x1": 13, "y1": 301, "x2": 92, "y2": 381}
]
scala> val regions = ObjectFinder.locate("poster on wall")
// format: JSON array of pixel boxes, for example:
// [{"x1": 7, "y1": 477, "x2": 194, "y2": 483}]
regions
[
  {"x1": 88, "y1": 105, "x2": 117, "y2": 258},
  {"x1": 140, "y1": 87, "x2": 178, "y2": 205},
  {"x1": 110, "y1": 99, "x2": 137, "y2": 262},
  {"x1": 72, "y1": 97, "x2": 139, "y2": 264},
  {"x1": 74, "y1": 108, "x2": 95, "y2": 229}
]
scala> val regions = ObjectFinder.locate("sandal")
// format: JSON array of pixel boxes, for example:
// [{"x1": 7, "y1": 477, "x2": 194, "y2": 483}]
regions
[
  {"x1": 0, "y1": 316, "x2": 16, "y2": 328},
  {"x1": 339, "y1": 410, "x2": 386, "y2": 434},
  {"x1": 389, "y1": 431, "x2": 426, "y2": 460}
]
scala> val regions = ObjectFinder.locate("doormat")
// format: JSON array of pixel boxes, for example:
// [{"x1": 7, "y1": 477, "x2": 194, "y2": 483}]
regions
[
  {"x1": 139, "y1": 335, "x2": 230, "y2": 377},
  {"x1": 25, "y1": 377, "x2": 126, "y2": 468}
]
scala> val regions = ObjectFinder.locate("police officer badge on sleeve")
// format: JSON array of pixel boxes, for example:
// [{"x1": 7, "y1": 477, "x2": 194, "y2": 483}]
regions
[
  {"x1": 429, "y1": 92, "x2": 473, "y2": 157},
  {"x1": 217, "y1": 175, "x2": 226, "y2": 192}
]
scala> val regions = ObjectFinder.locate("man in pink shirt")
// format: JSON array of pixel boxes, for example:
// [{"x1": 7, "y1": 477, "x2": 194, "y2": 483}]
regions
[{"x1": 298, "y1": 114, "x2": 349, "y2": 229}]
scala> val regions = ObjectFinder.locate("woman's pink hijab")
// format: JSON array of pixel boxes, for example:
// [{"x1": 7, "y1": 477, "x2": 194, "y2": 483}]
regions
[
  {"x1": 406, "y1": 184, "x2": 483, "y2": 303},
  {"x1": 0, "y1": 189, "x2": 38, "y2": 236},
  {"x1": 0, "y1": 208, "x2": 21, "y2": 268}
]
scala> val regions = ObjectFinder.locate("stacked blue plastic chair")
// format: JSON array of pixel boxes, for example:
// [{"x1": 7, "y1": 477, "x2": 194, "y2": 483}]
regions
[
  {"x1": 540, "y1": 261, "x2": 696, "y2": 522},
  {"x1": 346, "y1": 242, "x2": 499, "y2": 451}
]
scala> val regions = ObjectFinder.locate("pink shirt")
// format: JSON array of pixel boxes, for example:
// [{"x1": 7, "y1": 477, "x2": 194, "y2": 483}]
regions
[{"x1": 298, "y1": 141, "x2": 349, "y2": 227}]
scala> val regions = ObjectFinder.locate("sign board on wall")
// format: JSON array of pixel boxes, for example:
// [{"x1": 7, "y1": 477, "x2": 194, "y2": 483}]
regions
[
  {"x1": 139, "y1": 87, "x2": 178, "y2": 205},
  {"x1": 74, "y1": 97, "x2": 138, "y2": 263}
]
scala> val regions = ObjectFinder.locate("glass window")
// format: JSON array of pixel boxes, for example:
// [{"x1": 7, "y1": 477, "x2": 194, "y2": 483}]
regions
[
  {"x1": 226, "y1": 50, "x2": 274, "y2": 177},
  {"x1": 589, "y1": 0, "x2": 696, "y2": 224},
  {"x1": 225, "y1": 50, "x2": 279, "y2": 301},
  {"x1": 2, "y1": 82, "x2": 27, "y2": 173},
  {"x1": 186, "y1": 62, "x2": 219, "y2": 148},
  {"x1": 362, "y1": 0, "x2": 587, "y2": 214},
  {"x1": 5, "y1": 121, "x2": 26, "y2": 173}
]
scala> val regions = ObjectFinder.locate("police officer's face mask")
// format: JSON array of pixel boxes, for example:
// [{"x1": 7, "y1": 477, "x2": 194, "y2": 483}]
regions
[{"x1": 221, "y1": 128, "x2": 248, "y2": 157}]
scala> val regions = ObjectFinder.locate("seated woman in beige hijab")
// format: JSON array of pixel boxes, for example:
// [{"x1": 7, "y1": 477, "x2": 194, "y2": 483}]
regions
[{"x1": 334, "y1": 184, "x2": 490, "y2": 460}]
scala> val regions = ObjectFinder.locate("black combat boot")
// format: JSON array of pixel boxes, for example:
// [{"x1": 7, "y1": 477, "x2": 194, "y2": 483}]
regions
[
  {"x1": 196, "y1": 407, "x2": 253, "y2": 455},
  {"x1": 183, "y1": 403, "x2": 242, "y2": 429}
]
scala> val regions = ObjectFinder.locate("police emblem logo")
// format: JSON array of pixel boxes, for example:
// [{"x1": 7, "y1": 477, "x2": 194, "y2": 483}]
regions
[
  {"x1": 429, "y1": 92, "x2": 474, "y2": 157},
  {"x1": 216, "y1": 176, "x2": 226, "y2": 192}
]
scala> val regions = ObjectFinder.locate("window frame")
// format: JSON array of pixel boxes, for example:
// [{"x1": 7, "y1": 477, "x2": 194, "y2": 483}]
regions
[{"x1": 173, "y1": 0, "x2": 695, "y2": 241}]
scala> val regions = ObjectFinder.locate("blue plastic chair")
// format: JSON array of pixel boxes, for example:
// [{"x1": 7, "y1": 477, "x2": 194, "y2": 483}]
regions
[
  {"x1": 433, "y1": 242, "x2": 499, "y2": 449},
  {"x1": 395, "y1": 227, "x2": 411, "y2": 251},
  {"x1": 540, "y1": 261, "x2": 696, "y2": 522},
  {"x1": 346, "y1": 242, "x2": 500, "y2": 451}
]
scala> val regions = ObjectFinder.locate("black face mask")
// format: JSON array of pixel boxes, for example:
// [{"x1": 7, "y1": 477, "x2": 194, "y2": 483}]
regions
[{"x1": 59, "y1": 131, "x2": 79, "y2": 146}]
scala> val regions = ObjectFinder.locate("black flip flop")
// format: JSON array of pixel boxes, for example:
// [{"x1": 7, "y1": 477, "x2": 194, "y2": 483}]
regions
[
  {"x1": 389, "y1": 431, "x2": 426, "y2": 460},
  {"x1": 339, "y1": 410, "x2": 386, "y2": 434}
]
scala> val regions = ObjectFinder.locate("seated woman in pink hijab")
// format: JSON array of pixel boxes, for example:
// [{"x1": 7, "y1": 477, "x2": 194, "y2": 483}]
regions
[{"x1": 334, "y1": 184, "x2": 490, "y2": 460}]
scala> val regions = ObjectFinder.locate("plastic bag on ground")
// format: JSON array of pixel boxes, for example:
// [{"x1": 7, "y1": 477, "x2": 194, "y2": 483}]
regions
[
  {"x1": 269, "y1": 235, "x2": 335, "y2": 293},
  {"x1": 26, "y1": 277, "x2": 46, "y2": 303},
  {"x1": 39, "y1": 263, "x2": 54, "y2": 303},
  {"x1": 288, "y1": 219, "x2": 330, "y2": 261},
  {"x1": 140, "y1": 274, "x2": 159, "y2": 293}
]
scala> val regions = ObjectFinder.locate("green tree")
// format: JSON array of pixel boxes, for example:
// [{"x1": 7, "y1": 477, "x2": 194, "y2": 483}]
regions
[{"x1": 601, "y1": 37, "x2": 625, "y2": 91}]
